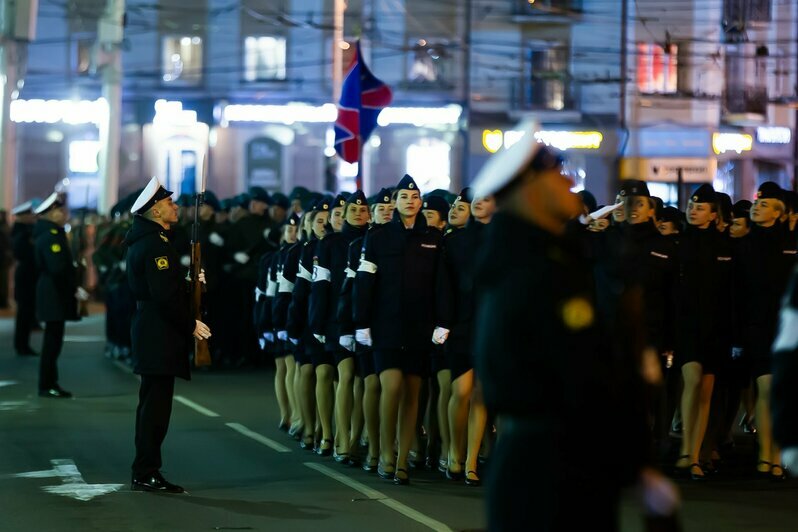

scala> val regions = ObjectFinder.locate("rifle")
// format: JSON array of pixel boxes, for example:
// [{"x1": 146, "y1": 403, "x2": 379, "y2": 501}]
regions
[
  {"x1": 191, "y1": 157, "x2": 212, "y2": 367},
  {"x1": 77, "y1": 188, "x2": 90, "y2": 317}
]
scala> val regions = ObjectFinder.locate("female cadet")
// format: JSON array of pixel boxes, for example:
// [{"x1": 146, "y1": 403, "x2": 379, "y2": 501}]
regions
[
  {"x1": 675, "y1": 184, "x2": 733, "y2": 480},
  {"x1": 338, "y1": 190, "x2": 394, "y2": 471},
  {"x1": 276, "y1": 212, "x2": 313, "y2": 439},
  {"x1": 287, "y1": 200, "x2": 330, "y2": 451},
  {"x1": 735, "y1": 183, "x2": 797, "y2": 479},
  {"x1": 310, "y1": 191, "x2": 370, "y2": 464},
  {"x1": 353, "y1": 175, "x2": 443, "y2": 485}
]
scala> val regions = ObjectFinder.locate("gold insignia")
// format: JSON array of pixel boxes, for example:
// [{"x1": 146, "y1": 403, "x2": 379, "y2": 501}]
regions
[
  {"x1": 456, "y1": 196, "x2": 462, "y2": 202},
  {"x1": 409, "y1": 183, "x2": 415, "y2": 189},
  {"x1": 619, "y1": 190, "x2": 626, "y2": 196},
  {"x1": 692, "y1": 195, "x2": 698, "y2": 202},
  {"x1": 323, "y1": 203, "x2": 328, "y2": 210},
  {"x1": 561, "y1": 297, "x2": 594, "y2": 331},
  {"x1": 384, "y1": 196, "x2": 390, "y2": 202},
  {"x1": 51, "y1": 243, "x2": 62, "y2": 253},
  {"x1": 356, "y1": 199, "x2": 362, "y2": 205},
  {"x1": 159, "y1": 233, "x2": 169, "y2": 243},
  {"x1": 50, "y1": 229, "x2": 58, "y2": 235},
  {"x1": 155, "y1": 256, "x2": 169, "y2": 270}
]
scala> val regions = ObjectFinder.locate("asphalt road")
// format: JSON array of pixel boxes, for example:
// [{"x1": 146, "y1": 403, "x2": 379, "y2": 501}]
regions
[{"x1": 1, "y1": 314, "x2": 797, "y2": 532}]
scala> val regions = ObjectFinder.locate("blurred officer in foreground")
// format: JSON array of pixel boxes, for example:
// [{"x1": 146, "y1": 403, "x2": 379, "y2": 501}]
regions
[
  {"x1": 34, "y1": 193, "x2": 89, "y2": 398},
  {"x1": 125, "y1": 177, "x2": 211, "y2": 493},
  {"x1": 471, "y1": 122, "x2": 679, "y2": 531},
  {"x1": 11, "y1": 200, "x2": 40, "y2": 356},
  {"x1": 773, "y1": 264, "x2": 798, "y2": 475}
]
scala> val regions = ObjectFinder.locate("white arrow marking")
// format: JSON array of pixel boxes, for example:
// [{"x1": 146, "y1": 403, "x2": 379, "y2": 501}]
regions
[{"x1": 13, "y1": 459, "x2": 123, "y2": 502}]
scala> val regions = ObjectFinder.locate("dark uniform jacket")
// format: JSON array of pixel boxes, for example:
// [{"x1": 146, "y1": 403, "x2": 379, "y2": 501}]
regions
[
  {"x1": 435, "y1": 222, "x2": 484, "y2": 356},
  {"x1": 12, "y1": 222, "x2": 37, "y2": 304},
  {"x1": 472, "y1": 213, "x2": 649, "y2": 529},
  {"x1": 286, "y1": 238, "x2": 317, "y2": 341},
  {"x1": 273, "y1": 241, "x2": 303, "y2": 334},
  {"x1": 225, "y1": 213, "x2": 274, "y2": 283},
  {"x1": 310, "y1": 223, "x2": 367, "y2": 351},
  {"x1": 125, "y1": 216, "x2": 194, "y2": 380},
  {"x1": 33, "y1": 220, "x2": 79, "y2": 323},
  {"x1": 772, "y1": 264, "x2": 798, "y2": 447},
  {"x1": 337, "y1": 235, "x2": 365, "y2": 338},
  {"x1": 353, "y1": 213, "x2": 442, "y2": 350}
]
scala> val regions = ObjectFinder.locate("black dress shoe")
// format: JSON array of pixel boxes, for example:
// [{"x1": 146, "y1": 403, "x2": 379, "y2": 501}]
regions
[
  {"x1": 132, "y1": 472, "x2": 185, "y2": 493},
  {"x1": 38, "y1": 387, "x2": 72, "y2": 399}
]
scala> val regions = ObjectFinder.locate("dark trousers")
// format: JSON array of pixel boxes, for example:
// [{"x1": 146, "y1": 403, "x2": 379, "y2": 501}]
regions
[
  {"x1": 132, "y1": 375, "x2": 175, "y2": 478},
  {"x1": 39, "y1": 321, "x2": 65, "y2": 390},
  {"x1": 14, "y1": 295, "x2": 35, "y2": 352}
]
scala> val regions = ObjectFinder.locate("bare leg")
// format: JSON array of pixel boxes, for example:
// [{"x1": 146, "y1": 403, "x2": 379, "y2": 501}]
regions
[
  {"x1": 315, "y1": 364, "x2": 335, "y2": 443},
  {"x1": 284, "y1": 356, "x2": 300, "y2": 427},
  {"x1": 335, "y1": 357, "x2": 355, "y2": 456},
  {"x1": 449, "y1": 370, "x2": 474, "y2": 473},
  {"x1": 379, "y1": 369, "x2": 403, "y2": 468},
  {"x1": 274, "y1": 358, "x2": 290, "y2": 425},
  {"x1": 299, "y1": 364, "x2": 316, "y2": 441},
  {"x1": 691, "y1": 374, "x2": 715, "y2": 467},
  {"x1": 364, "y1": 374, "x2": 381, "y2": 462},
  {"x1": 465, "y1": 379, "x2": 488, "y2": 477},
  {"x1": 436, "y1": 369, "x2": 452, "y2": 466},
  {"x1": 678, "y1": 362, "x2": 703, "y2": 466},
  {"x1": 397, "y1": 375, "x2": 422, "y2": 471},
  {"x1": 351, "y1": 376, "x2": 364, "y2": 452},
  {"x1": 755, "y1": 374, "x2": 774, "y2": 470}
]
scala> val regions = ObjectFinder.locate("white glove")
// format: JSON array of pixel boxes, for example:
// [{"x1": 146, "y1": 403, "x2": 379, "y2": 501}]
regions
[
  {"x1": 209, "y1": 232, "x2": 224, "y2": 247},
  {"x1": 263, "y1": 228, "x2": 272, "y2": 240},
  {"x1": 277, "y1": 330, "x2": 288, "y2": 342},
  {"x1": 180, "y1": 255, "x2": 191, "y2": 267},
  {"x1": 732, "y1": 347, "x2": 744, "y2": 359},
  {"x1": 193, "y1": 320, "x2": 211, "y2": 340},
  {"x1": 289, "y1": 337, "x2": 299, "y2": 346},
  {"x1": 313, "y1": 334, "x2": 326, "y2": 344},
  {"x1": 234, "y1": 252, "x2": 250, "y2": 264},
  {"x1": 198, "y1": 268, "x2": 206, "y2": 284},
  {"x1": 782, "y1": 448, "x2": 798, "y2": 476},
  {"x1": 339, "y1": 335, "x2": 356, "y2": 352},
  {"x1": 431, "y1": 326, "x2": 450, "y2": 345},
  {"x1": 264, "y1": 332, "x2": 275, "y2": 343},
  {"x1": 258, "y1": 338, "x2": 266, "y2": 350},
  {"x1": 118, "y1": 261, "x2": 126, "y2": 273},
  {"x1": 640, "y1": 467, "x2": 680, "y2": 517},
  {"x1": 355, "y1": 328, "x2": 372, "y2": 347},
  {"x1": 75, "y1": 287, "x2": 90, "y2": 302}
]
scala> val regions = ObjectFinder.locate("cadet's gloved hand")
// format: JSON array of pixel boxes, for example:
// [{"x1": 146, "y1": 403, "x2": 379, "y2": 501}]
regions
[
  {"x1": 277, "y1": 330, "x2": 288, "y2": 342},
  {"x1": 639, "y1": 467, "x2": 680, "y2": 517},
  {"x1": 355, "y1": 328, "x2": 372, "y2": 347},
  {"x1": 193, "y1": 320, "x2": 212, "y2": 340},
  {"x1": 313, "y1": 334, "x2": 326, "y2": 344},
  {"x1": 198, "y1": 268, "x2": 206, "y2": 284},
  {"x1": 118, "y1": 261, "x2": 126, "y2": 273},
  {"x1": 781, "y1": 448, "x2": 798, "y2": 476},
  {"x1": 75, "y1": 287, "x2": 90, "y2": 302},
  {"x1": 180, "y1": 255, "x2": 191, "y2": 267},
  {"x1": 732, "y1": 347, "x2": 744, "y2": 359},
  {"x1": 234, "y1": 252, "x2": 250, "y2": 264},
  {"x1": 289, "y1": 337, "x2": 299, "y2": 346},
  {"x1": 209, "y1": 232, "x2": 224, "y2": 247},
  {"x1": 254, "y1": 287, "x2": 265, "y2": 301},
  {"x1": 339, "y1": 335, "x2": 356, "y2": 352},
  {"x1": 258, "y1": 337, "x2": 266, "y2": 350},
  {"x1": 264, "y1": 332, "x2": 275, "y2": 343},
  {"x1": 431, "y1": 326, "x2": 450, "y2": 345},
  {"x1": 263, "y1": 228, "x2": 272, "y2": 240}
]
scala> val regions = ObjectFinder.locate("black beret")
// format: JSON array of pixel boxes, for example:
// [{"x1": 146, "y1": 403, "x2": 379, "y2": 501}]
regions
[
  {"x1": 619, "y1": 179, "x2": 650, "y2": 198},
  {"x1": 371, "y1": 188, "x2": 392, "y2": 206},
  {"x1": 396, "y1": 174, "x2": 419, "y2": 191},
  {"x1": 347, "y1": 190, "x2": 368, "y2": 206},
  {"x1": 271, "y1": 192, "x2": 290, "y2": 210},
  {"x1": 689, "y1": 184, "x2": 716, "y2": 204},
  {"x1": 314, "y1": 196, "x2": 333, "y2": 212},
  {"x1": 290, "y1": 186, "x2": 309, "y2": 201},
  {"x1": 660, "y1": 206, "x2": 683, "y2": 225},
  {"x1": 716, "y1": 192, "x2": 732, "y2": 221},
  {"x1": 236, "y1": 193, "x2": 252, "y2": 209},
  {"x1": 423, "y1": 195, "x2": 451, "y2": 219},
  {"x1": 652, "y1": 196, "x2": 665, "y2": 219},
  {"x1": 578, "y1": 190, "x2": 597, "y2": 213},
  {"x1": 756, "y1": 181, "x2": 785, "y2": 203},
  {"x1": 456, "y1": 187, "x2": 474, "y2": 204},
  {"x1": 204, "y1": 191, "x2": 221, "y2": 212},
  {"x1": 285, "y1": 213, "x2": 301, "y2": 227},
  {"x1": 332, "y1": 194, "x2": 347, "y2": 209},
  {"x1": 220, "y1": 198, "x2": 233, "y2": 212},
  {"x1": 732, "y1": 200, "x2": 752, "y2": 219},
  {"x1": 249, "y1": 186, "x2": 271, "y2": 204}
]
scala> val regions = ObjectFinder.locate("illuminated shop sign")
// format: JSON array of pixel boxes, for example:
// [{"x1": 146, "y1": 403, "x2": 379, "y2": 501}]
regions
[
  {"x1": 10, "y1": 99, "x2": 108, "y2": 125},
  {"x1": 153, "y1": 100, "x2": 198, "y2": 127},
  {"x1": 482, "y1": 129, "x2": 603, "y2": 153},
  {"x1": 712, "y1": 133, "x2": 753, "y2": 155},
  {"x1": 756, "y1": 127, "x2": 792, "y2": 145},
  {"x1": 221, "y1": 103, "x2": 462, "y2": 127}
]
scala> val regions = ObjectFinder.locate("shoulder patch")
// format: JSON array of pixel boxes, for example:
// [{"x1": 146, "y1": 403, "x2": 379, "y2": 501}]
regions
[
  {"x1": 421, "y1": 243, "x2": 437, "y2": 249},
  {"x1": 650, "y1": 251, "x2": 669, "y2": 259},
  {"x1": 561, "y1": 297, "x2": 594, "y2": 331},
  {"x1": 50, "y1": 229, "x2": 58, "y2": 235},
  {"x1": 155, "y1": 256, "x2": 170, "y2": 270},
  {"x1": 50, "y1": 243, "x2": 62, "y2": 253},
  {"x1": 159, "y1": 233, "x2": 169, "y2": 243}
]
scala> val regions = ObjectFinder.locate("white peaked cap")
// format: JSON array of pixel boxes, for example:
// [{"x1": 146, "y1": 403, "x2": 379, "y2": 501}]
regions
[
  {"x1": 471, "y1": 119, "x2": 542, "y2": 199},
  {"x1": 130, "y1": 176, "x2": 172, "y2": 214},
  {"x1": 34, "y1": 193, "x2": 62, "y2": 215},
  {"x1": 12, "y1": 200, "x2": 36, "y2": 215}
]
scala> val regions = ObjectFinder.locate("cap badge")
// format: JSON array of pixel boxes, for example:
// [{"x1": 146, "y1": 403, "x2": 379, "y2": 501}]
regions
[
  {"x1": 50, "y1": 229, "x2": 58, "y2": 235},
  {"x1": 323, "y1": 204, "x2": 328, "y2": 209},
  {"x1": 51, "y1": 244, "x2": 62, "y2": 253},
  {"x1": 692, "y1": 195, "x2": 698, "y2": 202},
  {"x1": 756, "y1": 191, "x2": 762, "y2": 198},
  {"x1": 409, "y1": 183, "x2": 414, "y2": 189},
  {"x1": 561, "y1": 297, "x2": 594, "y2": 331},
  {"x1": 619, "y1": 190, "x2": 626, "y2": 196},
  {"x1": 155, "y1": 256, "x2": 169, "y2": 270},
  {"x1": 384, "y1": 196, "x2": 390, "y2": 202},
  {"x1": 423, "y1": 202, "x2": 428, "y2": 208}
]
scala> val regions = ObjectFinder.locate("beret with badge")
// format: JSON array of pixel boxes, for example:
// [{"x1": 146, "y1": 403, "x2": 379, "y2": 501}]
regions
[{"x1": 423, "y1": 195, "x2": 451, "y2": 219}]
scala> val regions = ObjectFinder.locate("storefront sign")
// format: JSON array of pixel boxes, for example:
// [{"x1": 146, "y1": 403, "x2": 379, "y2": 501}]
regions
[
  {"x1": 712, "y1": 133, "x2": 753, "y2": 155},
  {"x1": 621, "y1": 157, "x2": 717, "y2": 183},
  {"x1": 153, "y1": 100, "x2": 197, "y2": 127},
  {"x1": 481, "y1": 129, "x2": 603, "y2": 153},
  {"x1": 634, "y1": 129, "x2": 710, "y2": 158},
  {"x1": 247, "y1": 137, "x2": 282, "y2": 189},
  {"x1": 10, "y1": 99, "x2": 108, "y2": 125},
  {"x1": 756, "y1": 127, "x2": 791, "y2": 145}
]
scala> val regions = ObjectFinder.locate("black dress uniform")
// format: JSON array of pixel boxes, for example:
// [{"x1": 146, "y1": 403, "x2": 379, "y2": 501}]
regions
[
  {"x1": 125, "y1": 179, "x2": 195, "y2": 493},
  {"x1": 11, "y1": 203, "x2": 38, "y2": 355},
  {"x1": 274, "y1": 238, "x2": 304, "y2": 363},
  {"x1": 287, "y1": 224, "x2": 324, "y2": 365},
  {"x1": 353, "y1": 176, "x2": 443, "y2": 377},
  {"x1": 772, "y1": 264, "x2": 798, "y2": 453},
  {"x1": 33, "y1": 196, "x2": 80, "y2": 397}
]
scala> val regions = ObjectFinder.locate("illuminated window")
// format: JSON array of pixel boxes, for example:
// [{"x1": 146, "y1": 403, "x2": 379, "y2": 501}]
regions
[
  {"x1": 405, "y1": 139, "x2": 451, "y2": 194},
  {"x1": 244, "y1": 36, "x2": 287, "y2": 81},
  {"x1": 407, "y1": 39, "x2": 454, "y2": 87},
  {"x1": 529, "y1": 44, "x2": 569, "y2": 110},
  {"x1": 162, "y1": 35, "x2": 203, "y2": 84},
  {"x1": 636, "y1": 43, "x2": 678, "y2": 94},
  {"x1": 69, "y1": 140, "x2": 100, "y2": 174}
]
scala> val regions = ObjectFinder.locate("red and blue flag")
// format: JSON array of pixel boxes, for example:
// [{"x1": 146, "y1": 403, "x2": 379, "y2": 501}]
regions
[{"x1": 334, "y1": 42, "x2": 393, "y2": 164}]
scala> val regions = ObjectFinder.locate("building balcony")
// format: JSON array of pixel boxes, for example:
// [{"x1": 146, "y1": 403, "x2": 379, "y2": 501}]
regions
[
  {"x1": 508, "y1": 77, "x2": 581, "y2": 121},
  {"x1": 723, "y1": 86, "x2": 768, "y2": 126},
  {"x1": 511, "y1": 0, "x2": 583, "y2": 22}
]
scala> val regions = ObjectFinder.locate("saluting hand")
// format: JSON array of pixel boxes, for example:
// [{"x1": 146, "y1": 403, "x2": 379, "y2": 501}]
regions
[{"x1": 194, "y1": 320, "x2": 212, "y2": 340}]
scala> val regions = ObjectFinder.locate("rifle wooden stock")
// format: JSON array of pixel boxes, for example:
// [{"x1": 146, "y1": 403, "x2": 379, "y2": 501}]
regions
[{"x1": 191, "y1": 241, "x2": 212, "y2": 367}]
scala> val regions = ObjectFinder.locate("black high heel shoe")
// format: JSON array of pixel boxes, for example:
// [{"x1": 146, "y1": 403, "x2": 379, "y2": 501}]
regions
[
  {"x1": 771, "y1": 464, "x2": 787, "y2": 481},
  {"x1": 393, "y1": 468, "x2": 410, "y2": 486},
  {"x1": 689, "y1": 463, "x2": 706, "y2": 481},
  {"x1": 377, "y1": 460, "x2": 396, "y2": 480},
  {"x1": 299, "y1": 435, "x2": 315, "y2": 451},
  {"x1": 362, "y1": 456, "x2": 379, "y2": 472},
  {"x1": 465, "y1": 470, "x2": 481, "y2": 487},
  {"x1": 317, "y1": 438, "x2": 333, "y2": 457},
  {"x1": 446, "y1": 462, "x2": 465, "y2": 481}
]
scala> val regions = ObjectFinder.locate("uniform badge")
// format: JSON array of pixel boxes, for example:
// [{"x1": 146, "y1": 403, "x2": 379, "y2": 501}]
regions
[
  {"x1": 159, "y1": 233, "x2": 169, "y2": 243},
  {"x1": 51, "y1": 243, "x2": 62, "y2": 253},
  {"x1": 155, "y1": 256, "x2": 170, "y2": 270},
  {"x1": 423, "y1": 202, "x2": 429, "y2": 208},
  {"x1": 409, "y1": 183, "x2": 415, "y2": 189},
  {"x1": 561, "y1": 297, "x2": 594, "y2": 331},
  {"x1": 692, "y1": 195, "x2": 698, "y2": 202},
  {"x1": 50, "y1": 229, "x2": 58, "y2": 235}
]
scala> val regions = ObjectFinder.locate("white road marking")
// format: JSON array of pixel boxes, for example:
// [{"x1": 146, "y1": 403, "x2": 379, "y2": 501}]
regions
[
  {"x1": 304, "y1": 463, "x2": 454, "y2": 532},
  {"x1": 174, "y1": 395, "x2": 220, "y2": 417},
  {"x1": 0, "y1": 380, "x2": 18, "y2": 388},
  {"x1": 13, "y1": 459, "x2": 122, "y2": 502},
  {"x1": 63, "y1": 335, "x2": 107, "y2": 342},
  {"x1": 225, "y1": 422, "x2": 292, "y2": 453}
]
